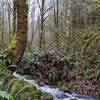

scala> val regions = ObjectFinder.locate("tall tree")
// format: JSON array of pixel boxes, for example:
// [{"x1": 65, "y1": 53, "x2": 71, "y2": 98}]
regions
[
  {"x1": 38, "y1": 0, "x2": 46, "y2": 50},
  {"x1": 38, "y1": 0, "x2": 52, "y2": 50},
  {"x1": 5, "y1": 0, "x2": 28, "y2": 66},
  {"x1": 54, "y1": 0, "x2": 59, "y2": 50}
]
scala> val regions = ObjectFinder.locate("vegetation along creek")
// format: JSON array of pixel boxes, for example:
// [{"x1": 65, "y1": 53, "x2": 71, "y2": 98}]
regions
[{"x1": 0, "y1": 0, "x2": 100, "y2": 100}]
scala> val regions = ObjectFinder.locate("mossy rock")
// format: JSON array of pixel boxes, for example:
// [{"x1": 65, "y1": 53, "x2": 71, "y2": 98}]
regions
[
  {"x1": 0, "y1": 64, "x2": 3, "y2": 70},
  {"x1": 46, "y1": 95, "x2": 53, "y2": 100},
  {"x1": 61, "y1": 86, "x2": 70, "y2": 92},
  {"x1": 28, "y1": 90, "x2": 42, "y2": 99},
  {"x1": 41, "y1": 93, "x2": 53, "y2": 100},
  {"x1": 23, "y1": 75, "x2": 32, "y2": 80}
]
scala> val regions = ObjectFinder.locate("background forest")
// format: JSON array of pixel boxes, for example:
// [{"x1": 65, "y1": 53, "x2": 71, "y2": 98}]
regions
[{"x1": 0, "y1": 0, "x2": 100, "y2": 100}]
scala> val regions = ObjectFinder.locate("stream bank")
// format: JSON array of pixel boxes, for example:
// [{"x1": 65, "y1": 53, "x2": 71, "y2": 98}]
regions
[
  {"x1": 0, "y1": 51, "x2": 100, "y2": 99},
  {"x1": 13, "y1": 72, "x2": 99, "y2": 100}
]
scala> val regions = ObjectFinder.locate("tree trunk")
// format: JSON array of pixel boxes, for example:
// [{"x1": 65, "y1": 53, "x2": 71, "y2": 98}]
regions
[
  {"x1": 54, "y1": 0, "x2": 59, "y2": 50},
  {"x1": 12, "y1": 0, "x2": 17, "y2": 38},
  {"x1": 5, "y1": 0, "x2": 28, "y2": 66},
  {"x1": 1, "y1": 6, "x2": 4, "y2": 48},
  {"x1": 39, "y1": 0, "x2": 45, "y2": 50}
]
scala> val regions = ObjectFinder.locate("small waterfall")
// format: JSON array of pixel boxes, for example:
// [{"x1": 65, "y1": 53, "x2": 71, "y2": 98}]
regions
[{"x1": 13, "y1": 72, "x2": 98, "y2": 100}]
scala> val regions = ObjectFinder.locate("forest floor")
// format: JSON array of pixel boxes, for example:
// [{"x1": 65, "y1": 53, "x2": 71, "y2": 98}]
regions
[
  {"x1": 0, "y1": 49, "x2": 100, "y2": 99},
  {"x1": 17, "y1": 49, "x2": 100, "y2": 97},
  {"x1": 23, "y1": 64, "x2": 100, "y2": 97}
]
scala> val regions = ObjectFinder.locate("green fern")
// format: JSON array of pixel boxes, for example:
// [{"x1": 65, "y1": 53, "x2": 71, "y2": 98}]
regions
[
  {"x1": 14, "y1": 84, "x2": 34, "y2": 97},
  {"x1": 81, "y1": 32, "x2": 100, "y2": 56},
  {"x1": 7, "y1": 78, "x2": 22, "y2": 95},
  {"x1": 0, "y1": 91, "x2": 14, "y2": 100}
]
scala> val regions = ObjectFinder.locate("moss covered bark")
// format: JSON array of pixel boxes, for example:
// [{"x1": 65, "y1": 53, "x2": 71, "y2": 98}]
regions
[{"x1": 5, "y1": 0, "x2": 28, "y2": 65}]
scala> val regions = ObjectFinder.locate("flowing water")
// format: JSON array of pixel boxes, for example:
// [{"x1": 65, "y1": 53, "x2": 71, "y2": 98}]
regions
[{"x1": 13, "y1": 72, "x2": 99, "y2": 100}]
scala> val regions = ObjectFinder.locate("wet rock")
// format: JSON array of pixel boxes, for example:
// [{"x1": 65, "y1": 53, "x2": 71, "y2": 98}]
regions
[
  {"x1": 38, "y1": 81, "x2": 45, "y2": 87},
  {"x1": 55, "y1": 93, "x2": 70, "y2": 99},
  {"x1": 70, "y1": 97, "x2": 78, "y2": 100},
  {"x1": 72, "y1": 94, "x2": 99, "y2": 100}
]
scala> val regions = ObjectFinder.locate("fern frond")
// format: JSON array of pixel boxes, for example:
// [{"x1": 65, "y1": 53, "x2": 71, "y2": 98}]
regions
[{"x1": 0, "y1": 91, "x2": 14, "y2": 100}]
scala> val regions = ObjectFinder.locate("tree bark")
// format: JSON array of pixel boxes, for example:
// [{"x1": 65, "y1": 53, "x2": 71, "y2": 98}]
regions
[
  {"x1": 39, "y1": 0, "x2": 45, "y2": 50},
  {"x1": 5, "y1": 0, "x2": 28, "y2": 66}
]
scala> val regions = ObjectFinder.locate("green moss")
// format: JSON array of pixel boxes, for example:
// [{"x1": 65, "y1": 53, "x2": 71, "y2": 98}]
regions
[
  {"x1": 41, "y1": 93, "x2": 53, "y2": 100},
  {"x1": 46, "y1": 95, "x2": 53, "y2": 100},
  {"x1": 28, "y1": 90, "x2": 42, "y2": 99},
  {"x1": 0, "y1": 64, "x2": 3, "y2": 70},
  {"x1": 9, "y1": 34, "x2": 17, "y2": 50},
  {"x1": 23, "y1": 75, "x2": 32, "y2": 80},
  {"x1": 61, "y1": 86, "x2": 70, "y2": 92}
]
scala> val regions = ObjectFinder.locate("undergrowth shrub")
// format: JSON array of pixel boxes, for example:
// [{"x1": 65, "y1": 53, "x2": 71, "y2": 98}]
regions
[
  {"x1": 0, "y1": 51, "x2": 43, "y2": 100},
  {"x1": 24, "y1": 48, "x2": 43, "y2": 62},
  {"x1": 0, "y1": 70, "x2": 43, "y2": 100},
  {"x1": 23, "y1": 45, "x2": 100, "y2": 82}
]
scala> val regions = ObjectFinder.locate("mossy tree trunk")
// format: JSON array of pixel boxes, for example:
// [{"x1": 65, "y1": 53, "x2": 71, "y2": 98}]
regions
[{"x1": 5, "y1": 0, "x2": 28, "y2": 66}]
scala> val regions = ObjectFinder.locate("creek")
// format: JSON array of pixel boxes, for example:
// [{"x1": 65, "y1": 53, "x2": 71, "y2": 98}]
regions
[{"x1": 13, "y1": 72, "x2": 98, "y2": 100}]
